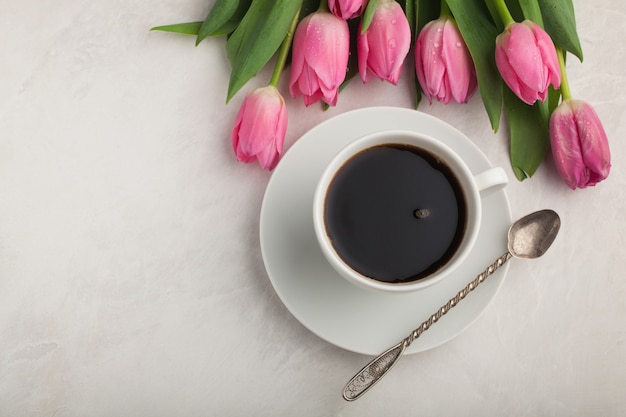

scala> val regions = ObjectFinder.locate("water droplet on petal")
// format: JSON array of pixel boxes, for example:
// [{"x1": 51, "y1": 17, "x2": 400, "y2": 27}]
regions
[{"x1": 456, "y1": 42, "x2": 462, "y2": 48}]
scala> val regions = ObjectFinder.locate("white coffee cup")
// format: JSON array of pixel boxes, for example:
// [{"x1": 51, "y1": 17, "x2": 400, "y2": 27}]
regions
[{"x1": 313, "y1": 130, "x2": 508, "y2": 293}]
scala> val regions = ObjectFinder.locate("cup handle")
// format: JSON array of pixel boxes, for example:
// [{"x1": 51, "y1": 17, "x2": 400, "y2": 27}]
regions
[{"x1": 473, "y1": 167, "x2": 508, "y2": 194}]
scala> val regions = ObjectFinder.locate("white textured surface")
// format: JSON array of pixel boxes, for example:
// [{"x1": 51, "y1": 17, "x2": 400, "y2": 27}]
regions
[{"x1": 1, "y1": 0, "x2": 625, "y2": 415}]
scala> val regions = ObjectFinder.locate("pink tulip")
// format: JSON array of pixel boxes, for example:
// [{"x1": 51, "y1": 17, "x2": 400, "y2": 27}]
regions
[
  {"x1": 550, "y1": 99, "x2": 611, "y2": 189},
  {"x1": 415, "y1": 16, "x2": 477, "y2": 104},
  {"x1": 232, "y1": 86, "x2": 287, "y2": 171},
  {"x1": 289, "y1": 11, "x2": 350, "y2": 106},
  {"x1": 357, "y1": 0, "x2": 411, "y2": 85},
  {"x1": 328, "y1": 0, "x2": 366, "y2": 20},
  {"x1": 495, "y1": 20, "x2": 561, "y2": 105}
]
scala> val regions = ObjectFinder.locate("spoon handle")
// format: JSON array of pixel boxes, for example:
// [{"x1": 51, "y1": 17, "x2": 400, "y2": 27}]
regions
[{"x1": 343, "y1": 251, "x2": 512, "y2": 401}]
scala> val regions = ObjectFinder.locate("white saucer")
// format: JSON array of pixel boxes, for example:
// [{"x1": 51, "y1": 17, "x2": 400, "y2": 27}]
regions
[{"x1": 260, "y1": 107, "x2": 512, "y2": 356}]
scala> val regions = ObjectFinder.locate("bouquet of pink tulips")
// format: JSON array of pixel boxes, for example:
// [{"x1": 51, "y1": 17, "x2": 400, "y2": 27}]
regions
[{"x1": 153, "y1": 0, "x2": 610, "y2": 189}]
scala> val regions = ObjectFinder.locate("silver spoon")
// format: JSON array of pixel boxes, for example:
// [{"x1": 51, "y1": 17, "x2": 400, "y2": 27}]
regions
[{"x1": 342, "y1": 209, "x2": 561, "y2": 401}]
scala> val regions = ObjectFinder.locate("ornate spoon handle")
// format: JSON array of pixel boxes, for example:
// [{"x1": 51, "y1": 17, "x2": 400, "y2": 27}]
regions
[{"x1": 342, "y1": 252, "x2": 512, "y2": 401}]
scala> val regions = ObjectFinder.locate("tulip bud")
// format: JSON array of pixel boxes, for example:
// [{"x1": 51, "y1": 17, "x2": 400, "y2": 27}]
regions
[
  {"x1": 495, "y1": 20, "x2": 561, "y2": 105},
  {"x1": 329, "y1": 0, "x2": 366, "y2": 20},
  {"x1": 232, "y1": 86, "x2": 287, "y2": 171},
  {"x1": 415, "y1": 16, "x2": 477, "y2": 104},
  {"x1": 549, "y1": 99, "x2": 611, "y2": 189},
  {"x1": 289, "y1": 11, "x2": 350, "y2": 106},
  {"x1": 357, "y1": 0, "x2": 411, "y2": 85}
]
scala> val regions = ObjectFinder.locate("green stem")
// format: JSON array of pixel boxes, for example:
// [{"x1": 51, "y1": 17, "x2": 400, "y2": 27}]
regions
[
  {"x1": 556, "y1": 47, "x2": 572, "y2": 101},
  {"x1": 269, "y1": 7, "x2": 301, "y2": 87},
  {"x1": 440, "y1": 1, "x2": 452, "y2": 17},
  {"x1": 318, "y1": 0, "x2": 329, "y2": 12},
  {"x1": 489, "y1": 0, "x2": 515, "y2": 26}
]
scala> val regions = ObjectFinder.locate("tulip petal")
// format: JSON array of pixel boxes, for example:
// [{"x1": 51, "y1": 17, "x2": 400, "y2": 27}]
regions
[
  {"x1": 357, "y1": 23, "x2": 371, "y2": 82},
  {"x1": 289, "y1": 11, "x2": 350, "y2": 106},
  {"x1": 419, "y1": 21, "x2": 446, "y2": 101},
  {"x1": 365, "y1": 23, "x2": 388, "y2": 80},
  {"x1": 289, "y1": 17, "x2": 308, "y2": 98},
  {"x1": 302, "y1": 13, "x2": 349, "y2": 93},
  {"x1": 573, "y1": 101, "x2": 611, "y2": 185},
  {"x1": 441, "y1": 20, "x2": 475, "y2": 104},
  {"x1": 550, "y1": 105, "x2": 585, "y2": 188},
  {"x1": 274, "y1": 104, "x2": 287, "y2": 156},
  {"x1": 416, "y1": 17, "x2": 476, "y2": 104},
  {"x1": 550, "y1": 100, "x2": 611, "y2": 189},
  {"x1": 231, "y1": 86, "x2": 287, "y2": 170},
  {"x1": 495, "y1": 36, "x2": 524, "y2": 101},
  {"x1": 256, "y1": 141, "x2": 280, "y2": 170},
  {"x1": 495, "y1": 21, "x2": 561, "y2": 105},
  {"x1": 532, "y1": 22, "x2": 561, "y2": 89},
  {"x1": 297, "y1": 63, "x2": 322, "y2": 98},
  {"x1": 329, "y1": 0, "x2": 365, "y2": 19},
  {"x1": 505, "y1": 25, "x2": 547, "y2": 92},
  {"x1": 359, "y1": 1, "x2": 410, "y2": 85},
  {"x1": 232, "y1": 101, "x2": 256, "y2": 163}
]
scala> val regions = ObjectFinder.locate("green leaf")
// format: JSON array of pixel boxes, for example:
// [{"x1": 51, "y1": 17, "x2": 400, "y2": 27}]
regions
[
  {"x1": 196, "y1": 0, "x2": 252, "y2": 45},
  {"x1": 504, "y1": 87, "x2": 550, "y2": 181},
  {"x1": 150, "y1": 22, "x2": 203, "y2": 35},
  {"x1": 517, "y1": 0, "x2": 543, "y2": 25},
  {"x1": 447, "y1": 0, "x2": 503, "y2": 132},
  {"x1": 412, "y1": 72, "x2": 422, "y2": 109},
  {"x1": 197, "y1": 0, "x2": 237, "y2": 43},
  {"x1": 300, "y1": 0, "x2": 321, "y2": 19},
  {"x1": 411, "y1": 0, "x2": 440, "y2": 109},
  {"x1": 548, "y1": 85, "x2": 561, "y2": 115},
  {"x1": 417, "y1": 0, "x2": 440, "y2": 32},
  {"x1": 226, "y1": 0, "x2": 303, "y2": 102},
  {"x1": 361, "y1": 0, "x2": 378, "y2": 34},
  {"x1": 539, "y1": 0, "x2": 583, "y2": 61},
  {"x1": 404, "y1": 0, "x2": 415, "y2": 36},
  {"x1": 404, "y1": 0, "x2": 416, "y2": 107},
  {"x1": 484, "y1": 1, "x2": 502, "y2": 31}
]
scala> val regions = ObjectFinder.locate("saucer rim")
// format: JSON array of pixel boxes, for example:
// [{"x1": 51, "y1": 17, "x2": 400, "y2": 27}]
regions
[{"x1": 259, "y1": 106, "x2": 512, "y2": 355}]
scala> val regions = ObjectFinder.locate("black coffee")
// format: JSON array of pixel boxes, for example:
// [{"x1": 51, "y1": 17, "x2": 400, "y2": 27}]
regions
[{"x1": 324, "y1": 144, "x2": 467, "y2": 283}]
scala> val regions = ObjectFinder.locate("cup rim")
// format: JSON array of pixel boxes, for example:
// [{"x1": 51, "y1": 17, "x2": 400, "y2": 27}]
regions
[{"x1": 313, "y1": 129, "x2": 483, "y2": 293}]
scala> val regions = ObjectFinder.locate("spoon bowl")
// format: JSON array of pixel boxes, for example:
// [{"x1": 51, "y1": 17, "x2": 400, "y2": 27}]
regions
[{"x1": 508, "y1": 209, "x2": 561, "y2": 259}]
